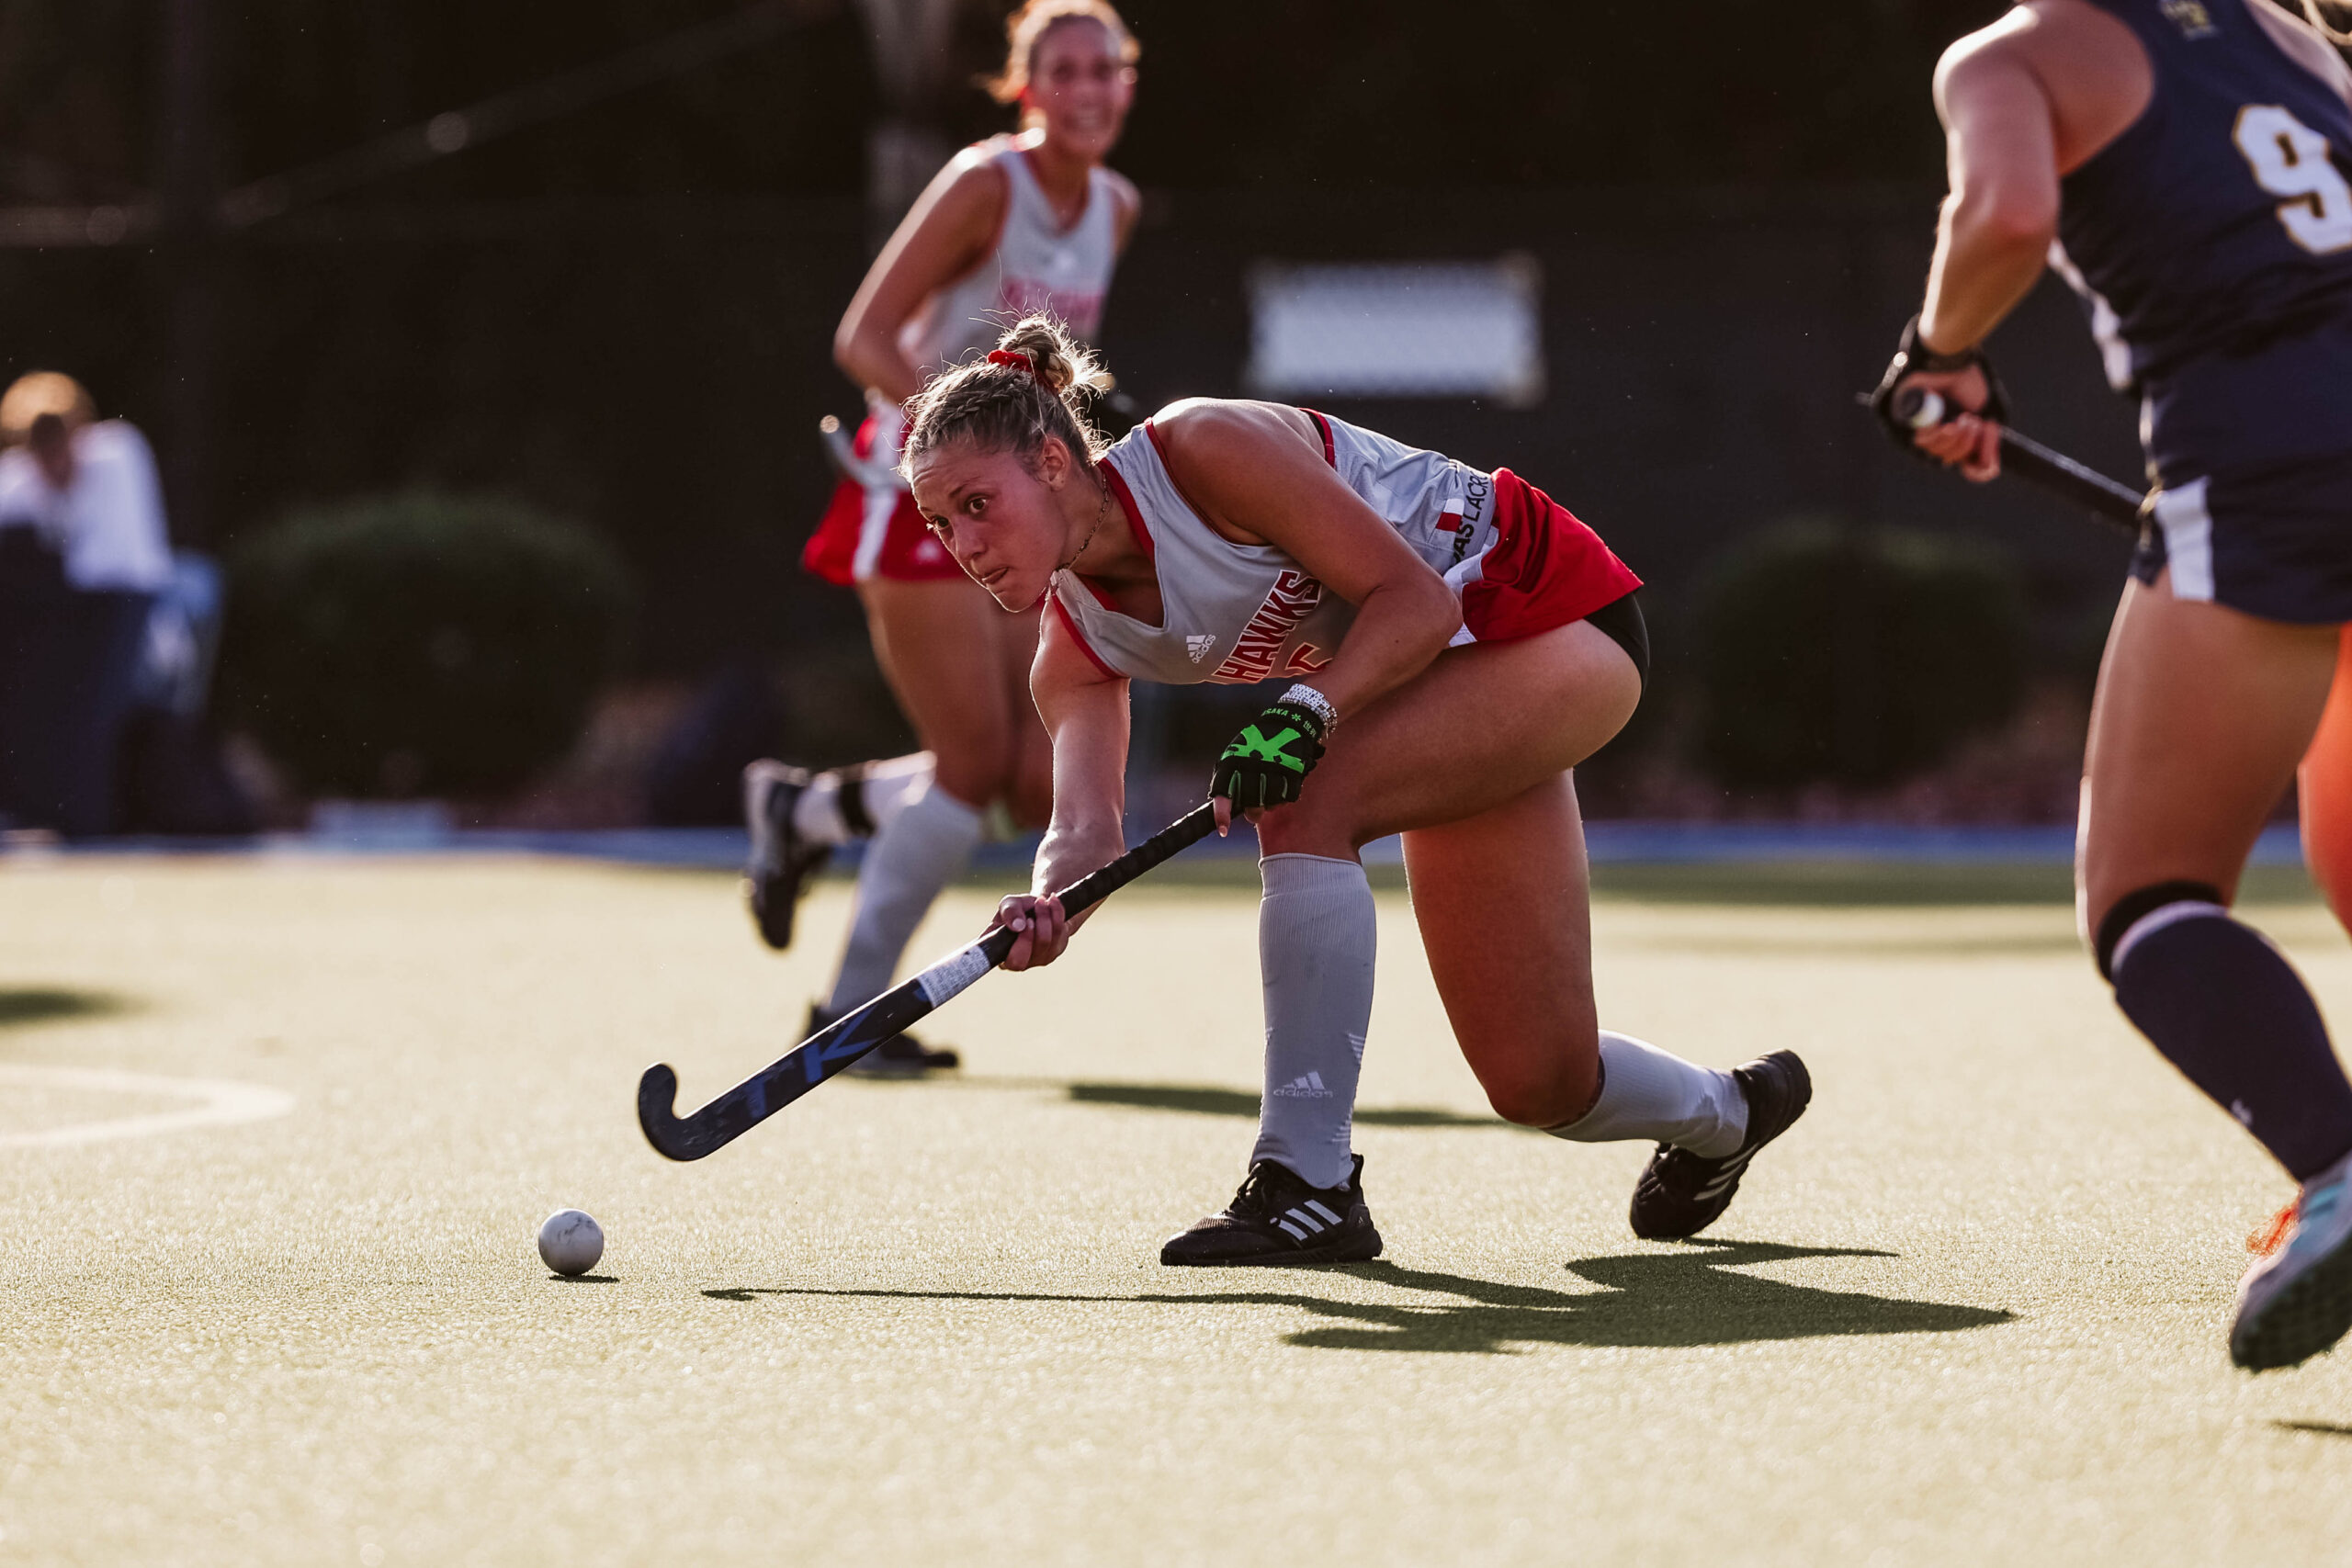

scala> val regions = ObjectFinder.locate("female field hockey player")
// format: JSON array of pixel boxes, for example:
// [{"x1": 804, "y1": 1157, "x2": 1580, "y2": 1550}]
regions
[
  {"x1": 906, "y1": 315, "x2": 1811, "y2": 1265},
  {"x1": 741, "y1": 1, "x2": 1141, "y2": 1075},
  {"x1": 1871, "y1": 0, "x2": 2352, "y2": 1369}
]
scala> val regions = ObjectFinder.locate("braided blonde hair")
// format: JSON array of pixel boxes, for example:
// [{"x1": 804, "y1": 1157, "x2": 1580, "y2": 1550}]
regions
[{"x1": 899, "y1": 315, "x2": 1114, "y2": 483}]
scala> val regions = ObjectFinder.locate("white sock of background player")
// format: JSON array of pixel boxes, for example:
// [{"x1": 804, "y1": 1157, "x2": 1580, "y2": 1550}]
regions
[
  {"x1": 793, "y1": 752, "x2": 935, "y2": 845},
  {"x1": 1546, "y1": 1032, "x2": 1747, "y2": 1156},
  {"x1": 1250, "y1": 853, "x2": 1376, "y2": 1190},
  {"x1": 823, "y1": 783, "x2": 983, "y2": 1017}
]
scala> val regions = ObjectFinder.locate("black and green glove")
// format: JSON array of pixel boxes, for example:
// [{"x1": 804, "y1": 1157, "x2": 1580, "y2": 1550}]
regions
[{"x1": 1210, "y1": 698, "x2": 1328, "y2": 813}]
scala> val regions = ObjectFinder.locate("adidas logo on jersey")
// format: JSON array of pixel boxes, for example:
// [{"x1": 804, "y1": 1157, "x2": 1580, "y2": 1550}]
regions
[
  {"x1": 1272, "y1": 1071, "x2": 1332, "y2": 1099},
  {"x1": 1186, "y1": 635, "x2": 1216, "y2": 663}
]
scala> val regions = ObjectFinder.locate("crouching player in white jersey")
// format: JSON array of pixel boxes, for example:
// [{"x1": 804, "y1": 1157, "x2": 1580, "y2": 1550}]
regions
[
  {"x1": 742, "y1": 1, "x2": 1141, "y2": 1075},
  {"x1": 900, "y1": 315, "x2": 1813, "y2": 1263}
]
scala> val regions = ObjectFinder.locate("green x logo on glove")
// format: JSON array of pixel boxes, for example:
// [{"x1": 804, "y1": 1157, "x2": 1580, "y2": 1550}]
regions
[
  {"x1": 1210, "y1": 699, "x2": 1329, "y2": 812},
  {"x1": 1222, "y1": 724, "x2": 1308, "y2": 773}
]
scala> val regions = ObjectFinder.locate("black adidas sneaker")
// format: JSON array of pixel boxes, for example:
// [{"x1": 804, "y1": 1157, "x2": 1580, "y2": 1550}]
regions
[
  {"x1": 1628, "y1": 1050, "x2": 1812, "y2": 1241},
  {"x1": 1161, "y1": 1154, "x2": 1383, "y2": 1266},
  {"x1": 744, "y1": 761, "x2": 831, "y2": 951},
  {"x1": 806, "y1": 1003, "x2": 961, "y2": 1077}
]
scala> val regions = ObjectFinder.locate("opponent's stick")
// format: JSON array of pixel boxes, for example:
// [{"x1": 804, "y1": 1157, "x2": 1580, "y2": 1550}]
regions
[
  {"x1": 817, "y1": 413, "x2": 899, "y2": 491},
  {"x1": 1868, "y1": 388, "x2": 2149, "y2": 536},
  {"x1": 637, "y1": 801, "x2": 1220, "y2": 1161}
]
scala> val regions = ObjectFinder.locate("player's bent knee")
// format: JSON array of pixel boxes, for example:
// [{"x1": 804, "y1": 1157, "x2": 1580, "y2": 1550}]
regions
[
  {"x1": 2091, "y1": 879, "x2": 2228, "y2": 982},
  {"x1": 1478, "y1": 1065, "x2": 1600, "y2": 1129},
  {"x1": 1253, "y1": 798, "x2": 1359, "y2": 861}
]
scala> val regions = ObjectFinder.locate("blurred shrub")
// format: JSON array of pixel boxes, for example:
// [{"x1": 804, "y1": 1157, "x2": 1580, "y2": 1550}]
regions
[
  {"x1": 221, "y1": 493, "x2": 630, "y2": 798},
  {"x1": 1691, "y1": 520, "x2": 2025, "y2": 789}
]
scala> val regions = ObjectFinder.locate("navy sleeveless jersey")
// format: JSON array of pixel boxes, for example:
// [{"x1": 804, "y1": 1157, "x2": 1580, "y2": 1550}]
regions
[{"x1": 2054, "y1": 0, "x2": 2352, "y2": 484}]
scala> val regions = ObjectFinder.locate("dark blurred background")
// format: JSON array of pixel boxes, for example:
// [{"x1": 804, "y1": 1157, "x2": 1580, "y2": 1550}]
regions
[{"x1": 3, "y1": 0, "x2": 2168, "y2": 831}]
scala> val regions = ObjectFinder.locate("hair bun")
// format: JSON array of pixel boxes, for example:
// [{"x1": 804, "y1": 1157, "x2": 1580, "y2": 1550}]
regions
[
  {"x1": 900, "y1": 314, "x2": 1114, "y2": 481},
  {"x1": 994, "y1": 315, "x2": 1110, "y2": 400}
]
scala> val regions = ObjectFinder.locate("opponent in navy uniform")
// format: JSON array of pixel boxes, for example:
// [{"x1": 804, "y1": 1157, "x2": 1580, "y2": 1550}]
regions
[
  {"x1": 740, "y1": 2, "x2": 1141, "y2": 1074},
  {"x1": 1871, "y1": 0, "x2": 2352, "y2": 1370},
  {"x1": 906, "y1": 315, "x2": 1811, "y2": 1264}
]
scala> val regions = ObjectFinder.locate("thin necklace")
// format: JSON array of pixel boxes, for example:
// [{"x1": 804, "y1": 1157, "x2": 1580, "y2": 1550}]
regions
[{"x1": 1058, "y1": 478, "x2": 1110, "y2": 574}]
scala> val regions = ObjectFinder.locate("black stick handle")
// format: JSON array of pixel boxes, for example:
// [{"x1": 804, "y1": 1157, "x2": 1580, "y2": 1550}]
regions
[
  {"x1": 1890, "y1": 387, "x2": 2146, "y2": 535},
  {"x1": 1052, "y1": 800, "x2": 1220, "y2": 920}
]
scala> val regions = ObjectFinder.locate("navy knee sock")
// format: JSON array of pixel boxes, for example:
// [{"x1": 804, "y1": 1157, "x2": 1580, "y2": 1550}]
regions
[{"x1": 2110, "y1": 908, "x2": 2352, "y2": 1180}]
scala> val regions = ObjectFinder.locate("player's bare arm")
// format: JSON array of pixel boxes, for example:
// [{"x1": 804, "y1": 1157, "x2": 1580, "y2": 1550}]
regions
[
  {"x1": 1880, "y1": 0, "x2": 2148, "y2": 478},
  {"x1": 831, "y1": 155, "x2": 1010, "y2": 404},
  {"x1": 1151, "y1": 401, "x2": 1463, "y2": 723},
  {"x1": 995, "y1": 608, "x2": 1130, "y2": 970},
  {"x1": 1923, "y1": 35, "x2": 2062, "y2": 356}
]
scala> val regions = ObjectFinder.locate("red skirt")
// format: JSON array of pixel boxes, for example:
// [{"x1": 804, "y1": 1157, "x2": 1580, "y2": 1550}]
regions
[
  {"x1": 1458, "y1": 468, "x2": 1642, "y2": 643},
  {"x1": 800, "y1": 415, "x2": 967, "y2": 586}
]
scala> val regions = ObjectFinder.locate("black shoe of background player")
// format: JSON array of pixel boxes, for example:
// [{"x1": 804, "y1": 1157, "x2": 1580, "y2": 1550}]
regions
[
  {"x1": 805, "y1": 1003, "x2": 961, "y2": 1077},
  {"x1": 743, "y1": 761, "x2": 831, "y2": 951},
  {"x1": 1161, "y1": 1154, "x2": 1383, "y2": 1266},
  {"x1": 1628, "y1": 1050, "x2": 1812, "y2": 1241}
]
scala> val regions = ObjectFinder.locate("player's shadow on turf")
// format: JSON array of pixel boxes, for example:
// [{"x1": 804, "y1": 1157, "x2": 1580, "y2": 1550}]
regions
[
  {"x1": 0, "y1": 987, "x2": 129, "y2": 1029},
  {"x1": 1251, "y1": 1244, "x2": 2013, "y2": 1352},
  {"x1": 1066, "y1": 1082, "x2": 1510, "y2": 1129},
  {"x1": 705, "y1": 1241, "x2": 2011, "y2": 1352},
  {"x1": 2273, "y1": 1419, "x2": 2352, "y2": 1439}
]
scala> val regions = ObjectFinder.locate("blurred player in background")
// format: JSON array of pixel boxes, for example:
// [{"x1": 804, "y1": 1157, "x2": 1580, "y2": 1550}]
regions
[
  {"x1": 1872, "y1": 0, "x2": 2352, "y2": 1370},
  {"x1": 0, "y1": 371, "x2": 174, "y2": 837},
  {"x1": 744, "y1": 0, "x2": 1140, "y2": 1074},
  {"x1": 915, "y1": 316, "x2": 1811, "y2": 1265}
]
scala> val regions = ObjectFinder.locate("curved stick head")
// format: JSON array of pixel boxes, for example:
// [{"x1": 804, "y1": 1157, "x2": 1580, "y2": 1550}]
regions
[{"x1": 637, "y1": 1062, "x2": 695, "y2": 1161}]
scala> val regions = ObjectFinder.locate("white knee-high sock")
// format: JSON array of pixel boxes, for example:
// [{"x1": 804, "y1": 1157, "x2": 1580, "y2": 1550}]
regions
[
  {"x1": 825, "y1": 784, "x2": 982, "y2": 1014},
  {"x1": 793, "y1": 753, "x2": 936, "y2": 846},
  {"x1": 1545, "y1": 1031, "x2": 1747, "y2": 1156},
  {"x1": 1250, "y1": 853, "x2": 1375, "y2": 1190}
]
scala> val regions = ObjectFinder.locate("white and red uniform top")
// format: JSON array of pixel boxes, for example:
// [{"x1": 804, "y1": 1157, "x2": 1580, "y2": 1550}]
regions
[
  {"x1": 807, "y1": 137, "x2": 1125, "y2": 587},
  {"x1": 900, "y1": 135, "x2": 1119, "y2": 374},
  {"x1": 1051, "y1": 410, "x2": 1641, "y2": 686}
]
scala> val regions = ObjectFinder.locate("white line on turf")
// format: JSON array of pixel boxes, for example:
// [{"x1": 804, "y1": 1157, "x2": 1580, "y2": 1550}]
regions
[{"x1": 0, "y1": 1064, "x2": 294, "y2": 1150}]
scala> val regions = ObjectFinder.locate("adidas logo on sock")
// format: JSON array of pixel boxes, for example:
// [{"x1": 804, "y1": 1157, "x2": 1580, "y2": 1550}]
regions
[{"x1": 1272, "y1": 1071, "x2": 1332, "y2": 1099}]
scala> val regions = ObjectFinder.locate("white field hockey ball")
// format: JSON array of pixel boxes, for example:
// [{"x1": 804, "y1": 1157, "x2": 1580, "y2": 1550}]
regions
[{"x1": 537, "y1": 1208, "x2": 605, "y2": 1276}]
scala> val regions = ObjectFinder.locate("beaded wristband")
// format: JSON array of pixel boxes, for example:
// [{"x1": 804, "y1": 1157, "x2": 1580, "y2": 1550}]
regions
[{"x1": 1278, "y1": 682, "x2": 1339, "y2": 733}]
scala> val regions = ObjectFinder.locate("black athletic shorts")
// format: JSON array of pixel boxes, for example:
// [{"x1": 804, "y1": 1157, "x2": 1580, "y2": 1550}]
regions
[{"x1": 1583, "y1": 589, "x2": 1649, "y2": 691}]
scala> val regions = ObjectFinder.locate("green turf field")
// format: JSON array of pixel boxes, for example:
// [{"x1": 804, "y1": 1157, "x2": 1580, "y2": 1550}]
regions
[{"x1": 5, "y1": 854, "x2": 2349, "y2": 1566}]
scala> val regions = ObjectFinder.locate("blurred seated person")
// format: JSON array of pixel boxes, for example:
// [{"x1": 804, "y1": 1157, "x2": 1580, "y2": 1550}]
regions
[{"x1": 0, "y1": 372, "x2": 174, "y2": 836}]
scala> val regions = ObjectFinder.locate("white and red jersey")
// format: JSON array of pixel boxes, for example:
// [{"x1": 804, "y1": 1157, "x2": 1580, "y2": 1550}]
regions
[
  {"x1": 898, "y1": 136, "x2": 1121, "y2": 378},
  {"x1": 1050, "y1": 410, "x2": 1641, "y2": 687}
]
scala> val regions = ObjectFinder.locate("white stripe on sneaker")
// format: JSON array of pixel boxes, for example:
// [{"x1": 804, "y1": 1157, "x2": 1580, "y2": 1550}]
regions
[
  {"x1": 1275, "y1": 1218, "x2": 1308, "y2": 1240},
  {"x1": 1305, "y1": 1199, "x2": 1343, "y2": 1225},
  {"x1": 1692, "y1": 1152, "x2": 1755, "y2": 1201},
  {"x1": 1287, "y1": 1207, "x2": 1326, "y2": 1234}
]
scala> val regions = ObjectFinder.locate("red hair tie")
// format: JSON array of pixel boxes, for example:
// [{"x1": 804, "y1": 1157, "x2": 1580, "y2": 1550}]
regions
[{"x1": 987, "y1": 349, "x2": 1036, "y2": 376}]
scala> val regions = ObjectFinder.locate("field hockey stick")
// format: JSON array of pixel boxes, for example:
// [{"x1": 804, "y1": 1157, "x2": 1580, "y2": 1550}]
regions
[
  {"x1": 637, "y1": 800, "x2": 1220, "y2": 1161},
  {"x1": 1870, "y1": 388, "x2": 2148, "y2": 536},
  {"x1": 817, "y1": 413, "x2": 899, "y2": 491}
]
